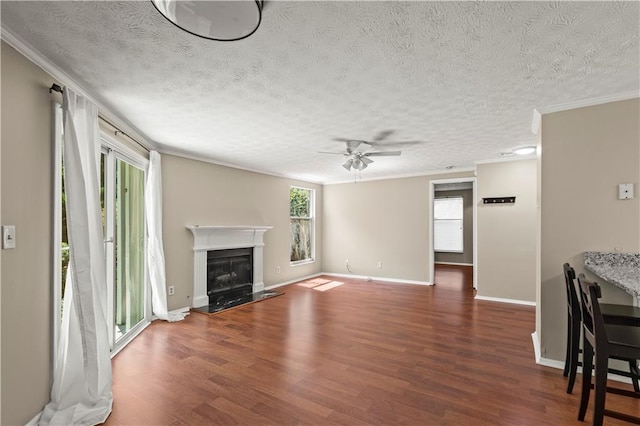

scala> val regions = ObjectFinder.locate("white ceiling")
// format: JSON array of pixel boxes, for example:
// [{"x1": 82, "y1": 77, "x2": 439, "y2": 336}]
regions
[{"x1": 2, "y1": 1, "x2": 639, "y2": 183}]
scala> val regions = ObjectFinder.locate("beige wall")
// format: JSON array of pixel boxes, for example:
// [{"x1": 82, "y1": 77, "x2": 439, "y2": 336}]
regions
[
  {"x1": 1, "y1": 42, "x2": 53, "y2": 424},
  {"x1": 434, "y1": 189, "x2": 473, "y2": 265},
  {"x1": 322, "y1": 172, "x2": 474, "y2": 282},
  {"x1": 477, "y1": 159, "x2": 537, "y2": 303},
  {"x1": 540, "y1": 98, "x2": 640, "y2": 361},
  {"x1": 161, "y1": 154, "x2": 323, "y2": 310}
]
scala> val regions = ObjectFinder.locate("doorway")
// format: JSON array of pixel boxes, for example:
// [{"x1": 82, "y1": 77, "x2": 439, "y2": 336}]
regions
[{"x1": 428, "y1": 177, "x2": 477, "y2": 289}]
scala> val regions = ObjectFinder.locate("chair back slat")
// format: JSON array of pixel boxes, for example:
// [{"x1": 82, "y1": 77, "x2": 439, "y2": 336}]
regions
[
  {"x1": 563, "y1": 263, "x2": 581, "y2": 319},
  {"x1": 577, "y1": 275, "x2": 604, "y2": 348}
]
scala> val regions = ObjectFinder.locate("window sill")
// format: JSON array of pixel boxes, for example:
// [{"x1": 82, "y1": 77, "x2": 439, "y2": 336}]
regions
[{"x1": 291, "y1": 259, "x2": 315, "y2": 267}]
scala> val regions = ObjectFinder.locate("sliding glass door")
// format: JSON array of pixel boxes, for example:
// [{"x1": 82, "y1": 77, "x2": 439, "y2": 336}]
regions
[
  {"x1": 114, "y1": 158, "x2": 146, "y2": 341},
  {"x1": 102, "y1": 147, "x2": 149, "y2": 351}
]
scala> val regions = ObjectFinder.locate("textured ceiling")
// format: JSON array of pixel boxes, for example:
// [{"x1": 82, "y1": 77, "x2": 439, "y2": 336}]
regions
[{"x1": 2, "y1": 1, "x2": 639, "y2": 183}]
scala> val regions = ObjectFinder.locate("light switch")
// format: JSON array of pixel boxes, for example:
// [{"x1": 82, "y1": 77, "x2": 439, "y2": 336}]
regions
[
  {"x1": 2, "y1": 225, "x2": 16, "y2": 249},
  {"x1": 618, "y1": 183, "x2": 634, "y2": 200}
]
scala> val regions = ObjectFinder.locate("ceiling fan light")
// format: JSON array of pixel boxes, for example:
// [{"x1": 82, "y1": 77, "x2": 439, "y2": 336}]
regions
[
  {"x1": 151, "y1": 0, "x2": 263, "y2": 42},
  {"x1": 342, "y1": 159, "x2": 354, "y2": 171}
]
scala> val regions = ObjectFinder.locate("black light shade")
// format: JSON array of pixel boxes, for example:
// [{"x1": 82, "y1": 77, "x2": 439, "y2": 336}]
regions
[{"x1": 151, "y1": 0, "x2": 263, "y2": 41}]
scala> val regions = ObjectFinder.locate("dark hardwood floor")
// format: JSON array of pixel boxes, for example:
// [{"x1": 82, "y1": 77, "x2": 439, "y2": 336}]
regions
[{"x1": 105, "y1": 266, "x2": 638, "y2": 425}]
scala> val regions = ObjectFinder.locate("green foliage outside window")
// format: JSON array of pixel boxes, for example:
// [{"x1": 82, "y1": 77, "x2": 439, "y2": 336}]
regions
[
  {"x1": 290, "y1": 187, "x2": 310, "y2": 217},
  {"x1": 290, "y1": 187, "x2": 313, "y2": 262}
]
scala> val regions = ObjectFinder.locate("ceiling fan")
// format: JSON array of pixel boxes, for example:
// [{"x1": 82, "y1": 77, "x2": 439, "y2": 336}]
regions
[{"x1": 319, "y1": 140, "x2": 401, "y2": 171}]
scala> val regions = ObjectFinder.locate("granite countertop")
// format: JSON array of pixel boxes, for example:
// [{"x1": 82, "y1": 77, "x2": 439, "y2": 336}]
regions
[{"x1": 584, "y1": 251, "x2": 640, "y2": 298}]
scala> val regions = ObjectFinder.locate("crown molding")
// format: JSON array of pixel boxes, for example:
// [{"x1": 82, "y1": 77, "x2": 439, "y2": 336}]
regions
[
  {"x1": 157, "y1": 144, "x2": 325, "y2": 186},
  {"x1": 531, "y1": 91, "x2": 639, "y2": 134},
  {"x1": 535, "y1": 91, "x2": 639, "y2": 115},
  {"x1": 474, "y1": 154, "x2": 536, "y2": 166},
  {"x1": 1, "y1": 25, "x2": 157, "y2": 151}
]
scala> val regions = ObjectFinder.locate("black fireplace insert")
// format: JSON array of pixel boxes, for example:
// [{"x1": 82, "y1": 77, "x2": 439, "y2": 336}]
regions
[{"x1": 207, "y1": 248, "x2": 253, "y2": 303}]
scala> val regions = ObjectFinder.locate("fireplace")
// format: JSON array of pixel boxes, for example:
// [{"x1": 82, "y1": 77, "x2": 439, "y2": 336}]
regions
[
  {"x1": 207, "y1": 248, "x2": 253, "y2": 302},
  {"x1": 187, "y1": 225, "x2": 272, "y2": 308}
]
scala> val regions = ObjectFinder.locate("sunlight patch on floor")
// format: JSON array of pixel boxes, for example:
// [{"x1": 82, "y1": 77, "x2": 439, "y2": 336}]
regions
[
  {"x1": 296, "y1": 278, "x2": 344, "y2": 291},
  {"x1": 312, "y1": 281, "x2": 344, "y2": 292},
  {"x1": 297, "y1": 278, "x2": 331, "y2": 288}
]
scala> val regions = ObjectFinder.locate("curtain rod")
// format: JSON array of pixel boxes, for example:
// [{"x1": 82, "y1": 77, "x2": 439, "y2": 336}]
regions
[{"x1": 49, "y1": 83, "x2": 151, "y2": 153}]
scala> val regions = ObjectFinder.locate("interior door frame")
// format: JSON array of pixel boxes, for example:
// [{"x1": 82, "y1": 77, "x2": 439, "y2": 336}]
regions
[{"x1": 428, "y1": 177, "x2": 478, "y2": 289}]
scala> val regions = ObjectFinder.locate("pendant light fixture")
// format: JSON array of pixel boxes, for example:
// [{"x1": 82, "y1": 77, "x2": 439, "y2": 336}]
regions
[{"x1": 151, "y1": 0, "x2": 263, "y2": 41}]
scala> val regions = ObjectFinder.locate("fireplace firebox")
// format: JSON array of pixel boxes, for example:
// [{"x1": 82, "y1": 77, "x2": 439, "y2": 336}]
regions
[{"x1": 207, "y1": 248, "x2": 253, "y2": 303}]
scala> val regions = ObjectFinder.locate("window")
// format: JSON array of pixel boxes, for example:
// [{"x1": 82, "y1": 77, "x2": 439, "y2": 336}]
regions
[
  {"x1": 290, "y1": 186, "x2": 314, "y2": 263},
  {"x1": 434, "y1": 197, "x2": 464, "y2": 253}
]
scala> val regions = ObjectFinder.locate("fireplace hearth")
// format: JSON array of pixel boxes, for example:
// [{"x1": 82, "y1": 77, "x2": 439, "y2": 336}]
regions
[{"x1": 192, "y1": 289, "x2": 282, "y2": 314}]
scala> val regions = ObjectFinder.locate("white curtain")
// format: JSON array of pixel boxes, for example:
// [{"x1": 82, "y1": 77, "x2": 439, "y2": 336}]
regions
[
  {"x1": 146, "y1": 151, "x2": 186, "y2": 322},
  {"x1": 34, "y1": 88, "x2": 113, "y2": 424}
]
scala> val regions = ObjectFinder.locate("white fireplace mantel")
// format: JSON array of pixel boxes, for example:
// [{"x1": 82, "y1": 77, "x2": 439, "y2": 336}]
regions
[{"x1": 187, "y1": 225, "x2": 272, "y2": 308}]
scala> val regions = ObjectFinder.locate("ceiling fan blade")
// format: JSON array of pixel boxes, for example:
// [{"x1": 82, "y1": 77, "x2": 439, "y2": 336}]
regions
[
  {"x1": 342, "y1": 159, "x2": 353, "y2": 171},
  {"x1": 361, "y1": 156, "x2": 373, "y2": 165},
  {"x1": 346, "y1": 140, "x2": 367, "y2": 151},
  {"x1": 318, "y1": 151, "x2": 347, "y2": 155},
  {"x1": 372, "y1": 130, "x2": 395, "y2": 141},
  {"x1": 364, "y1": 151, "x2": 402, "y2": 157},
  {"x1": 369, "y1": 140, "x2": 423, "y2": 148}
]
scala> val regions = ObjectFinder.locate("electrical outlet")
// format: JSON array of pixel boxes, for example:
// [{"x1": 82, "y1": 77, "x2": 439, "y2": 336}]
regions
[
  {"x1": 2, "y1": 225, "x2": 16, "y2": 249},
  {"x1": 168, "y1": 285, "x2": 175, "y2": 296},
  {"x1": 346, "y1": 259, "x2": 349, "y2": 266},
  {"x1": 377, "y1": 261, "x2": 382, "y2": 269},
  {"x1": 276, "y1": 266, "x2": 281, "y2": 274}
]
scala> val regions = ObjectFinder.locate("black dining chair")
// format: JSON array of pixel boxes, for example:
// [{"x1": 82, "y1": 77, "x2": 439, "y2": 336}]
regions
[
  {"x1": 562, "y1": 264, "x2": 640, "y2": 394},
  {"x1": 563, "y1": 263, "x2": 583, "y2": 393},
  {"x1": 577, "y1": 276, "x2": 640, "y2": 425}
]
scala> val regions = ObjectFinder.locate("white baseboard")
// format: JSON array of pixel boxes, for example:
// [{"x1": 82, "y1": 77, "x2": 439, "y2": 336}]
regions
[
  {"x1": 322, "y1": 272, "x2": 432, "y2": 286},
  {"x1": 537, "y1": 356, "x2": 566, "y2": 370},
  {"x1": 474, "y1": 295, "x2": 536, "y2": 306},
  {"x1": 266, "y1": 272, "x2": 432, "y2": 289},
  {"x1": 532, "y1": 331, "x2": 633, "y2": 385},
  {"x1": 265, "y1": 273, "x2": 324, "y2": 290},
  {"x1": 434, "y1": 261, "x2": 473, "y2": 266}
]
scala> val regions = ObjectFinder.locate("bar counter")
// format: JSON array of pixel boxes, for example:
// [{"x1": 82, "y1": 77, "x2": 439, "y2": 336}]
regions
[{"x1": 584, "y1": 251, "x2": 640, "y2": 299}]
